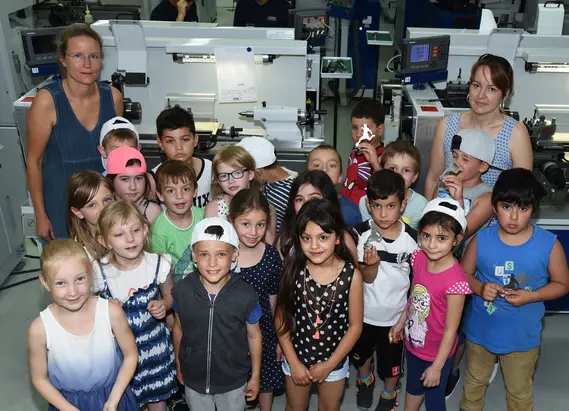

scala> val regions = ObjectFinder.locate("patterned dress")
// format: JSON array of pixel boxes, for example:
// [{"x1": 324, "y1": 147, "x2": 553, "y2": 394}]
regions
[{"x1": 98, "y1": 255, "x2": 177, "y2": 405}]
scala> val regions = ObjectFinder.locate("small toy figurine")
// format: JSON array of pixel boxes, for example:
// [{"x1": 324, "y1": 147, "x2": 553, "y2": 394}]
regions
[
  {"x1": 440, "y1": 164, "x2": 462, "y2": 181},
  {"x1": 355, "y1": 124, "x2": 375, "y2": 148}
]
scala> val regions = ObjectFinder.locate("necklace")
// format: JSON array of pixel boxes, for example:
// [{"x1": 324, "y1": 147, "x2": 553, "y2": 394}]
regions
[{"x1": 302, "y1": 261, "x2": 342, "y2": 340}]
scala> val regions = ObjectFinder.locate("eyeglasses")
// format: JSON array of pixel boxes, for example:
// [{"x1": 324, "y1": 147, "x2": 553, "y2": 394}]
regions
[
  {"x1": 66, "y1": 53, "x2": 101, "y2": 63},
  {"x1": 217, "y1": 168, "x2": 247, "y2": 182},
  {"x1": 478, "y1": 54, "x2": 512, "y2": 74}
]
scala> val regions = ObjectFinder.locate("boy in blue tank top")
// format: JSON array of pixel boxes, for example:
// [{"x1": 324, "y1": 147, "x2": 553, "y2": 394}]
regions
[{"x1": 459, "y1": 168, "x2": 569, "y2": 411}]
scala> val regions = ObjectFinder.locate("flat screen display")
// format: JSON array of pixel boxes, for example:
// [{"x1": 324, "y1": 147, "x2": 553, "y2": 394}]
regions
[
  {"x1": 410, "y1": 44, "x2": 430, "y2": 63},
  {"x1": 32, "y1": 34, "x2": 57, "y2": 55}
]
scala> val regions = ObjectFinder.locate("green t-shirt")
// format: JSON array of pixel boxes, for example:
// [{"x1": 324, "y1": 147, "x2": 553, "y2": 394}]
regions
[{"x1": 151, "y1": 207, "x2": 204, "y2": 277}]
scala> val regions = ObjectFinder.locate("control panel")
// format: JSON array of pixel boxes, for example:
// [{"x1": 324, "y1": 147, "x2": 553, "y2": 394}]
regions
[{"x1": 401, "y1": 35, "x2": 450, "y2": 74}]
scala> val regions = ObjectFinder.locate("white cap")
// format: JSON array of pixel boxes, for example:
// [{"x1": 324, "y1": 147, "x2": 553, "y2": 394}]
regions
[
  {"x1": 237, "y1": 137, "x2": 277, "y2": 168},
  {"x1": 421, "y1": 197, "x2": 467, "y2": 233},
  {"x1": 100, "y1": 117, "x2": 139, "y2": 145},
  {"x1": 451, "y1": 129, "x2": 498, "y2": 167},
  {"x1": 191, "y1": 217, "x2": 239, "y2": 249}
]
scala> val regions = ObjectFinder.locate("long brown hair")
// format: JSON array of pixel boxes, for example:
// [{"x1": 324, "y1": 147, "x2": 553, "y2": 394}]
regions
[{"x1": 68, "y1": 171, "x2": 113, "y2": 258}]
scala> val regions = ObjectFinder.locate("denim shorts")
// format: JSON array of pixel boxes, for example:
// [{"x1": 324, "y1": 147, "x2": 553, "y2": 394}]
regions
[{"x1": 282, "y1": 357, "x2": 350, "y2": 382}]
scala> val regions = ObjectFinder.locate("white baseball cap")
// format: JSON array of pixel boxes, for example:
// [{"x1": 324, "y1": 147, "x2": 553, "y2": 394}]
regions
[
  {"x1": 451, "y1": 129, "x2": 498, "y2": 167},
  {"x1": 100, "y1": 117, "x2": 139, "y2": 145},
  {"x1": 191, "y1": 217, "x2": 239, "y2": 249},
  {"x1": 237, "y1": 137, "x2": 277, "y2": 168},
  {"x1": 421, "y1": 197, "x2": 467, "y2": 232}
]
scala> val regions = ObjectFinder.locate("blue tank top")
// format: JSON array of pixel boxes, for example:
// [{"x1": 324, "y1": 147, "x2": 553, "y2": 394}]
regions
[
  {"x1": 42, "y1": 80, "x2": 116, "y2": 238},
  {"x1": 443, "y1": 113, "x2": 515, "y2": 188},
  {"x1": 464, "y1": 224, "x2": 555, "y2": 354}
]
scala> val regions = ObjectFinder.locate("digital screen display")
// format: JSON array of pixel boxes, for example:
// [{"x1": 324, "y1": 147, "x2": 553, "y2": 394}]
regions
[
  {"x1": 32, "y1": 34, "x2": 57, "y2": 55},
  {"x1": 410, "y1": 44, "x2": 430, "y2": 63}
]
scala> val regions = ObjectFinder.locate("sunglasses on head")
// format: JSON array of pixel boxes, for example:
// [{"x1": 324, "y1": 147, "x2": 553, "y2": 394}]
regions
[{"x1": 478, "y1": 54, "x2": 513, "y2": 74}]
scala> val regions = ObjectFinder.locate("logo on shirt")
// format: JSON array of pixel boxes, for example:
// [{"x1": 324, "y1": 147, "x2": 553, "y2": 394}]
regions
[
  {"x1": 193, "y1": 193, "x2": 210, "y2": 208},
  {"x1": 406, "y1": 284, "x2": 430, "y2": 348},
  {"x1": 485, "y1": 261, "x2": 534, "y2": 315}
]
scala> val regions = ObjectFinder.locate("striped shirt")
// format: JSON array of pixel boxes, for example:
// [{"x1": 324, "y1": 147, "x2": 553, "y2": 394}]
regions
[{"x1": 263, "y1": 176, "x2": 294, "y2": 233}]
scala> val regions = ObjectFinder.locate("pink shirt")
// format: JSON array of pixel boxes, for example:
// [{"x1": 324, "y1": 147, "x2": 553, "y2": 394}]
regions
[{"x1": 405, "y1": 250, "x2": 471, "y2": 362}]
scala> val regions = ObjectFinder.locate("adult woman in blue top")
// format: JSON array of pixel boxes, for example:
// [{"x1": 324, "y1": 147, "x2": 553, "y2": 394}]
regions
[
  {"x1": 26, "y1": 24, "x2": 123, "y2": 240},
  {"x1": 424, "y1": 54, "x2": 533, "y2": 199}
]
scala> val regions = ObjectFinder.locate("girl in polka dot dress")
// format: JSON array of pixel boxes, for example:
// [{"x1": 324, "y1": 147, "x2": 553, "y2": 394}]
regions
[
  {"x1": 228, "y1": 188, "x2": 284, "y2": 411},
  {"x1": 274, "y1": 198, "x2": 363, "y2": 411},
  {"x1": 390, "y1": 198, "x2": 472, "y2": 411},
  {"x1": 204, "y1": 145, "x2": 277, "y2": 244}
]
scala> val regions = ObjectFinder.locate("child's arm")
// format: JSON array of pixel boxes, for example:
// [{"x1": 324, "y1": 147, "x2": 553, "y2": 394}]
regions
[
  {"x1": 203, "y1": 199, "x2": 218, "y2": 218},
  {"x1": 344, "y1": 231, "x2": 359, "y2": 268},
  {"x1": 265, "y1": 205, "x2": 278, "y2": 246},
  {"x1": 245, "y1": 321, "x2": 262, "y2": 401},
  {"x1": 424, "y1": 118, "x2": 448, "y2": 200},
  {"x1": 464, "y1": 193, "x2": 493, "y2": 239},
  {"x1": 28, "y1": 318, "x2": 79, "y2": 411},
  {"x1": 146, "y1": 172, "x2": 158, "y2": 201},
  {"x1": 506, "y1": 239, "x2": 569, "y2": 306},
  {"x1": 172, "y1": 313, "x2": 184, "y2": 385},
  {"x1": 145, "y1": 202, "x2": 162, "y2": 225},
  {"x1": 269, "y1": 295, "x2": 284, "y2": 361},
  {"x1": 360, "y1": 247, "x2": 380, "y2": 283},
  {"x1": 462, "y1": 237, "x2": 504, "y2": 301},
  {"x1": 275, "y1": 307, "x2": 312, "y2": 385},
  {"x1": 309, "y1": 267, "x2": 364, "y2": 383},
  {"x1": 106, "y1": 303, "x2": 138, "y2": 409},
  {"x1": 149, "y1": 269, "x2": 175, "y2": 319},
  {"x1": 422, "y1": 294, "x2": 465, "y2": 388},
  {"x1": 390, "y1": 307, "x2": 407, "y2": 343}
]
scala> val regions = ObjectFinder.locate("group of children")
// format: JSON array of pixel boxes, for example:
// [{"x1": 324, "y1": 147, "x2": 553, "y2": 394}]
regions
[{"x1": 29, "y1": 99, "x2": 569, "y2": 411}]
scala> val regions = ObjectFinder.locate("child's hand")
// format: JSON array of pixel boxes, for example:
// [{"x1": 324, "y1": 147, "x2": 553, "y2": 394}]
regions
[
  {"x1": 176, "y1": 359, "x2": 184, "y2": 385},
  {"x1": 276, "y1": 343, "x2": 284, "y2": 362},
  {"x1": 290, "y1": 362, "x2": 312, "y2": 386},
  {"x1": 442, "y1": 175, "x2": 464, "y2": 206},
  {"x1": 244, "y1": 376, "x2": 260, "y2": 401},
  {"x1": 358, "y1": 141, "x2": 381, "y2": 172},
  {"x1": 389, "y1": 322, "x2": 405, "y2": 343},
  {"x1": 421, "y1": 365, "x2": 442, "y2": 387},
  {"x1": 505, "y1": 289, "x2": 534, "y2": 307},
  {"x1": 309, "y1": 361, "x2": 333, "y2": 384},
  {"x1": 148, "y1": 300, "x2": 166, "y2": 320},
  {"x1": 363, "y1": 247, "x2": 380, "y2": 267},
  {"x1": 482, "y1": 282, "x2": 505, "y2": 302}
]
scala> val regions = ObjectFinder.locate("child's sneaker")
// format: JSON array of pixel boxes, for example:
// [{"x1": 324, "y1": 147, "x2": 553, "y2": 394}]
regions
[
  {"x1": 356, "y1": 373, "x2": 376, "y2": 409},
  {"x1": 445, "y1": 368, "x2": 460, "y2": 399},
  {"x1": 375, "y1": 390, "x2": 399, "y2": 411}
]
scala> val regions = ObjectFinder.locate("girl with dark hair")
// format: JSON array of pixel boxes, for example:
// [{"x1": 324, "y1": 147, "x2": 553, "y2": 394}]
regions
[
  {"x1": 228, "y1": 188, "x2": 284, "y2": 411},
  {"x1": 277, "y1": 170, "x2": 358, "y2": 262},
  {"x1": 275, "y1": 198, "x2": 363, "y2": 411}
]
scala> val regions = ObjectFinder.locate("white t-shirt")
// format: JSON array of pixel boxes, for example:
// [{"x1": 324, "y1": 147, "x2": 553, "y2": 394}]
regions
[
  {"x1": 153, "y1": 158, "x2": 212, "y2": 208},
  {"x1": 356, "y1": 220, "x2": 419, "y2": 326},
  {"x1": 92, "y1": 252, "x2": 172, "y2": 303}
]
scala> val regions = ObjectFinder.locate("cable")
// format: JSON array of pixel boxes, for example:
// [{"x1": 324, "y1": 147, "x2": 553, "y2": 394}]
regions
[
  {"x1": 0, "y1": 276, "x2": 39, "y2": 292},
  {"x1": 386, "y1": 54, "x2": 402, "y2": 73},
  {"x1": 11, "y1": 268, "x2": 40, "y2": 275},
  {"x1": 25, "y1": 254, "x2": 40, "y2": 259}
]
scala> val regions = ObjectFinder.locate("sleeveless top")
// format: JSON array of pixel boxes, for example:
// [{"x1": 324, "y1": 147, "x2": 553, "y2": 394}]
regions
[
  {"x1": 42, "y1": 79, "x2": 116, "y2": 238},
  {"x1": 465, "y1": 224, "x2": 555, "y2": 354},
  {"x1": 292, "y1": 262, "x2": 354, "y2": 370},
  {"x1": 40, "y1": 297, "x2": 122, "y2": 393},
  {"x1": 443, "y1": 113, "x2": 516, "y2": 188}
]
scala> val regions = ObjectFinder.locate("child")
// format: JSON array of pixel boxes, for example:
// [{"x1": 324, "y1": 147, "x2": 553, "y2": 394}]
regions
[
  {"x1": 359, "y1": 140, "x2": 428, "y2": 228},
  {"x1": 341, "y1": 98, "x2": 385, "y2": 205},
  {"x1": 274, "y1": 198, "x2": 363, "y2": 411},
  {"x1": 68, "y1": 170, "x2": 114, "y2": 259},
  {"x1": 98, "y1": 116, "x2": 157, "y2": 200},
  {"x1": 171, "y1": 217, "x2": 263, "y2": 411},
  {"x1": 154, "y1": 106, "x2": 212, "y2": 208},
  {"x1": 29, "y1": 239, "x2": 138, "y2": 410},
  {"x1": 204, "y1": 145, "x2": 277, "y2": 243},
  {"x1": 237, "y1": 136, "x2": 297, "y2": 233},
  {"x1": 277, "y1": 170, "x2": 358, "y2": 261},
  {"x1": 459, "y1": 169, "x2": 569, "y2": 411},
  {"x1": 94, "y1": 201, "x2": 178, "y2": 409},
  {"x1": 107, "y1": 146, "x2": 161, "y2": 224},
  {"x1": 228, "y1": 188, "x2": 285, "y2": 411},
  {"x1": 390, "y1": 197, "x2": 472, "y2": 411},
  {"x1": 151, "y1": 160, "x2": 204, "y2": 281},
  {"x1": 437, "y1": 129, "x2": 496, "y2": 238},
  {"x1": 307, "y1": 144, "x2": 362, "y2": 227},
  {"x1": 351, "y1": 169, "x2": 419, "y2": 410}
]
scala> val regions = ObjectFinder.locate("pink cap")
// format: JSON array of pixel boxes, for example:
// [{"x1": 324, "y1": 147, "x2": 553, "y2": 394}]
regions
[{"x1": 107, "y1": 146, "x2": 147, "y2": 175}]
